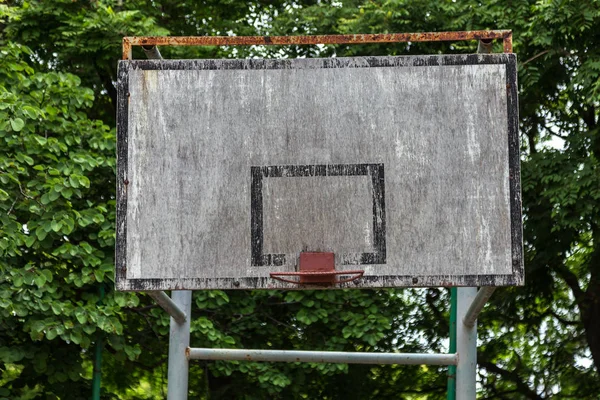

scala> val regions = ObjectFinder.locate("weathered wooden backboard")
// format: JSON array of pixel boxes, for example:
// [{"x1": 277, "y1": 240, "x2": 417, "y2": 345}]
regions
[{"x1": 115, "y1": 54, "x2": 523, "y2": 291}]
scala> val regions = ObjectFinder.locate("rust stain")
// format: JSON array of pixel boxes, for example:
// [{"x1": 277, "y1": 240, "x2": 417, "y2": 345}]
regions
[
  {"x1": 503, "y1": 32, "x2": 513, "y2": 53},
  {"x1": 122, "y1": 30, "x2": 514, "y2": 59},
  {"x1": 122, "y1": 37, "x2": 132, "y2": 60}
]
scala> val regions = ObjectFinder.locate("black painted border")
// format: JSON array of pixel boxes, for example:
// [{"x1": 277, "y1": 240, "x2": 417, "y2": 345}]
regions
[
  {"x1": 115, "y1": 53, "x2": 523, "y2": 291},
  {"x1": 250, "y1": 164, "x2": 386, "y2": 267},
  {"x1": 505, "y1": 54, "x2": 524, "y2": 286},
  {"x1": 115, "y1": 61, "x2": 129, "y2": 290}
]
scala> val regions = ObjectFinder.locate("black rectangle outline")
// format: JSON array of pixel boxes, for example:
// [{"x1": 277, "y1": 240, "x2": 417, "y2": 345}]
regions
[
  {"x1": 115, "y1": 53, "x2": 523, "y2": 291},
  {"x1": 250, "y1": 164, "x2": 386, "y2": 267}
]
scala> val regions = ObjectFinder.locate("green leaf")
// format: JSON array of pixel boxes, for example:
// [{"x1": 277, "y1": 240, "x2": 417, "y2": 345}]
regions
[
  {"x1": 41, "y1": 269, "x2": 53, "y2": 283},
  {"x1": 22, "y1": 105, "x2": 38, "y2": 119},
  {"x1": 46, "y1": 328, "x2": 58, "y2": 340},
  {"x1": 51, "y1": 220, "x2": 62, "y2": 232},
  {"x1": 51, "y1": 303, "x2": 62, "y2": 315},
  {"x1": 94, "y1": 269, "x2": 104, "y2": 283},
  {"x1": 10, "y1": 118, "x2": 25, "y2": 131},
  {"x1": 48, "y1": 190, "x2": 60, "y2": 201},
  {"x1": 69, "y1": 175, "x2": 80, "y2": 188},
  {"x1": 82, "y1": 325, "x2": 96, "y2": 335},
  {"x1": 34, "y1": 274, "x2": 46, "y2": 288},
  {"x1": 80, "y1": 241, "x2": 93, "y2": 253},
  {"x1": 13, "y1": 275, "x2": 23, "y2": 288},
  {"x1": 45, "y1": 105, "x2": 58, "y2": 116},
  {"x1": 70, "y1": 330, "x2": 82, "y2": 344},
  {"x1": 114, "y1": 293, "x2": 126, "y2": 307},
  {"x1": 75, "y1": 310, "x2": 87, "y2": 324},
  {"x1": 78, "y1": 176, "x2": 90, "y2": 188},
  {"x1": 40, "y1": 193, "x2": 50, "y2": 205},
  {"x1": 62, "y1": 188, "x2": 73, "y2": 199},
  {"x1": 23, "y1": 155, "x2": 34, "y2": 165}
]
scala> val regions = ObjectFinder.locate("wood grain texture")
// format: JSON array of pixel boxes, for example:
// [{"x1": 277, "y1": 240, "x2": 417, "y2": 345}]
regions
[{"x1": 115, "y1": 54, "x2": 523, "y2": 291}]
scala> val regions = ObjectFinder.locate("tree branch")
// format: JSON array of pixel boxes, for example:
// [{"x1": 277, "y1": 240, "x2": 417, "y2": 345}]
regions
[
  {"x1": 478, "y1": 358, "x2": 545, "y2": 400},
  {"x1": 546, "y1": 309, "x2": 580, "y2": 327},
  {"x1": 522, "y1": 50, "x2": 551, "y2": 66},
  {"x1": 6, "y1": 196, "x2": 17, "y2": 215},
  {"x1": 480, "y1": 389, "x2": 519, "y2": 400},
  {"x1": 261, "y1": 312, "x2": 300, "y2": 333},
  {"x1": 553, "y1": 263, "x2": 584, "y2": 302},
  {"x1": 548, "y1": 131, "x2": 567, "y2": 140},
  {"x1": 521, "y1": 48, "x2": 570, "y2": 66}
]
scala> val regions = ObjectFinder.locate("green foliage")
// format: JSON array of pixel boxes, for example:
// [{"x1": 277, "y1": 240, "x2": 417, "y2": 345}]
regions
[{"x1": 0, "y1": 41, "x2": 142, "y2": 399}]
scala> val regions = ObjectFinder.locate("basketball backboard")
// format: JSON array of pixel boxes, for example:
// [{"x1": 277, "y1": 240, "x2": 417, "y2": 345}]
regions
[{"x1": 115, "y1": 54, "x2": 522, "y2": 291}]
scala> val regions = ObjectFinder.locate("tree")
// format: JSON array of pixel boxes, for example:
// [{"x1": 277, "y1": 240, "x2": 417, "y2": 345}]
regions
[{"x1": 0, "y1": 40, "x2": 129, "y2": 399}]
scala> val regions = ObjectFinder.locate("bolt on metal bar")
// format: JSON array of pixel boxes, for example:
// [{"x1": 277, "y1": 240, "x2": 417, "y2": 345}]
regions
[
  {"x1": 122, "y1": 30, "x2": 513, "y2": 60},
  {"x1": 187, "y1": 348, "x2": 457, "y2": 366},
  {"x1": 463, "y1": 287, "x2": 497, "y2": 328},
  {"x1": 147, "y1": 291, "x2": 187, "y2": 324}
]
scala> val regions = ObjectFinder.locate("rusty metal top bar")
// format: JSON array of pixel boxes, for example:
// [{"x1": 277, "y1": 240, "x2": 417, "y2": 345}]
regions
[{"x1": 122, "y1": 30, "x2": 513, "y2": 60}]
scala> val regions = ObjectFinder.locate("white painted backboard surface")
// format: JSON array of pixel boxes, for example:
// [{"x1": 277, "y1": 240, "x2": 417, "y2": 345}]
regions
[{"x1": 115, "y1": 54, "x2": 523, "y2": 291}]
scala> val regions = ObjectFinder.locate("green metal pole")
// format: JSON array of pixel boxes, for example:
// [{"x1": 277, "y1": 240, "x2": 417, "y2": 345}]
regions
[
  {"x1": 447, "y1": 287, "x2": 457, "y2": 400},
  {"x1": 92, "y1": 285, "x2": 105, "y2": 400},
  {"x1": 92, "y1": 335, "x2": 103, "y2": 399}
]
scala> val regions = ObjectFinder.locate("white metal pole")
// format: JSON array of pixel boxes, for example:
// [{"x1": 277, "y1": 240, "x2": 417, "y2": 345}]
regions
[
  {"x1": 147, "y1": 291, "x2": 187, "y2": 324},
  {"x1": 167, "y1": 290, "x2": 192, "y2": 400},
  {"x1": 456, "y1": 288, "x2": 478, "y2": 399},
  {"x1": 463, "y1": 287, "x2": 496, "y2": 328}
]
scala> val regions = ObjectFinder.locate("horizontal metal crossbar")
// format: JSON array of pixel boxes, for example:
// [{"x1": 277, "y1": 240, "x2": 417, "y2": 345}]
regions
[
  {"x1": 186, "y1": 348, "x2": 458, "y2": 365},
  {"x1": 122, "y1": 30, "x2": 513, "y2": 59}
]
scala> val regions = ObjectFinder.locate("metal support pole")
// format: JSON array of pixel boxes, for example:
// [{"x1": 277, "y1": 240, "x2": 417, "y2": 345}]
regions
[
  {"x1": 476, "y1": 38, "x2": 494, "y2": 54},
  {"x1": 91, "y1": 335, "x2": 103, "y2": 399},
  {"x1": 463, "y1": 287, "x2": 496, "y2": 328},
  {"x1": 456, "y1": 288, "x2": 478, "y2": 399},
  {"x1": 91, "y1": 285, "x2": 105, "y2": 400},
  {"x1": 167, "y1": 290, "x2": 192, "y2": 400},
  {"x1": 447, "y1": 287, "x2": 457, "y2": 400},
  {"x1": 187, "y1": 348, "x2": 457, "y2": 365},
  {"x1": 147, "y1": 291, "x2": 187, "y2": 324},
  {"x1": 142, "y1": 45, "x2": 162, "y2": 60}
]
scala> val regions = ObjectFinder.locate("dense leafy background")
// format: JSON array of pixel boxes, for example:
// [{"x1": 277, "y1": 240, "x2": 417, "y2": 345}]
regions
[{"x1": 1, "y1": 0, "x2": 599, "y2": 399}]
